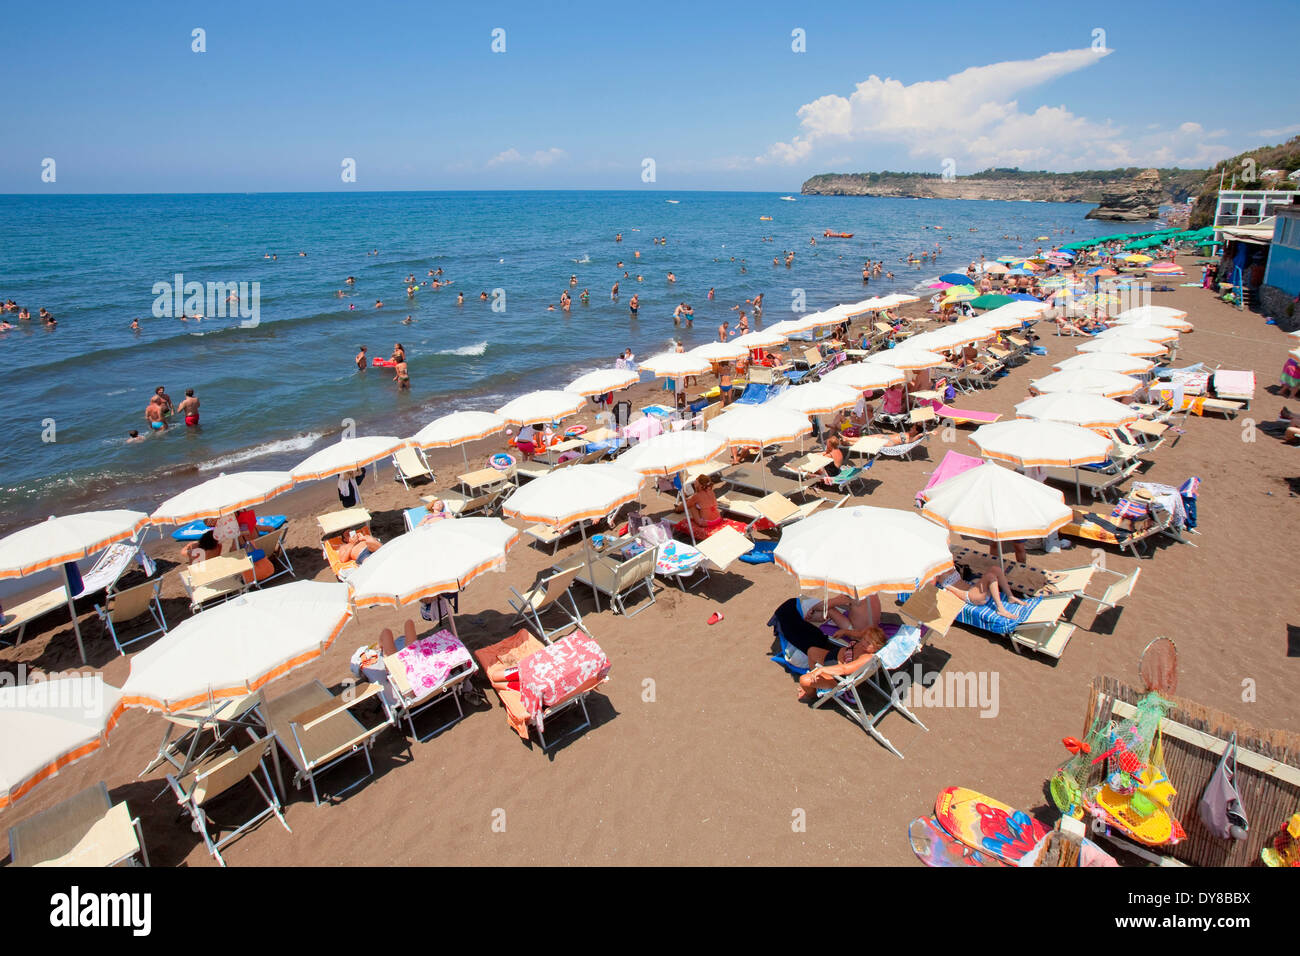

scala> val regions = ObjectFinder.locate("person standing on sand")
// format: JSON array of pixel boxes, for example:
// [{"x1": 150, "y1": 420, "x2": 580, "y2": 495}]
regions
[
  {"x1": 177, "y1": 389, "x2": 200, "y2": 427},
  {"x1": 356, "y1": 346, "x2": 367, "y2": 370},
  {"x1": 145, "y1": 396, "x2": 167, "y2": 432}
]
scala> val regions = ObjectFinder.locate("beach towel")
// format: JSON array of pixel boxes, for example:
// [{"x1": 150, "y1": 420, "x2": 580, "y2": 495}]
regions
[
  {"x1": 517, "y1": 630, "x2": 610, "y2": 734},
  {"x1": 672, "y1": 516, "x2": 754, "y2": 540},
  {"x1": 1213, "y1": 369, "x2": 1254, "y2": 401},
  {"x1": 394, "y1": 629, "x2": 471, "y2": 696},
  {"x1": 935, "y1": 403, "x2": 1000, "y2": 426}
]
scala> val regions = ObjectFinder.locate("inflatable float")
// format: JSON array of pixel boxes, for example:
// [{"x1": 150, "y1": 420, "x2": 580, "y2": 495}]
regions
[
  {"x1": 372, "y1": 357, "x2": 396, "y2": 368},
  {"x1": 823, "y1": 230, "x2": 854, "y2": 238}
]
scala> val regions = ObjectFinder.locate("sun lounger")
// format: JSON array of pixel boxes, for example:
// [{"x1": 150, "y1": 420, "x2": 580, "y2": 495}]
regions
[
  {"x1": 180, "y1": 553, "x2": 255, "y2": 611},
  {"x1": 876, "y1": 432, "x2": 931, "y2": 461},
  {"x1": 391, "y1": 446, "x2": 434, "y2": 488},
  {"x1": 574, "y1": 544, "x2": 659, "y2": 616},
  {"x1": 472, "y1": 626, "x2": 611, "y2": 750},
  {"x1": 379, "y1": 628, "x2": 479, "y2": 742},
  {"x1": 952, "y1": 591, "x2": 1078, "y2": 659},
  {"x1": 248, "y1": 526, "x2": 294, "y2": 585},
  {"x1": 509, "y1": 565, "x2": 585, "y2": 641},
  {"x1": 94, "y1": 578, "x2": 167, "y2": 654},
  {"x1": 263, "y1": 679, "x2": 388, "y2": 806},
  {"x1": 1060, "y1": 501, "x2": 1188, "y2": 558},
  {"x1": 1042, "y1": 461, "x2": 1139, "y2": 502},
  {"x1": 166, "y1": 736, "x2": 290, "y2": 867},
  {"x1": 1213, "y1": 369, "x2": 1255, "y2": 409},
  {"x1": 0, "y1": 586, "x2": 73, "y2": 648},
  {"x1": 934, "y1": 403, "x2": 1000, "y2": 426},
  {"x1": 317, "y1": 508, "x2": 373, "y2": 581},
  {"x1": 720, "y1": 464, "x2": 809, "y2": 498},
  {"x1": 716, "y1": 489, "x2": 825, "y2": 533},
  {"x1": 141, "y1": 691, "x2": 266, "y2": 778},
  {"x1": 8, "y1": 781, "x2": 149, "y2": 868}
]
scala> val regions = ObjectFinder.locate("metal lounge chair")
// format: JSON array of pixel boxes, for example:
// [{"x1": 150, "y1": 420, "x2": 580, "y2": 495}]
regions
[
  {"x1": 574, "y1": 544, "x2": 660, "y2": 616},
  {"x1": 249, "y1": 526, "x2": 295, "y2": 583},
  {"x1": 391, "y1": 446, "x2": 434, "y2": 488},
  {"x1": 141, "y1": 691, "x2": 267, "y2": 778},
  {"x1": 166, "y1": 736, "x2": 290, "y2": 867},
  {"x1": 380, "y1": 627, "x2": 479, "y2": 742},
  {"x1": 94, "y1": 578, "x2": 168, "y2": 655},
  {"x1": 509, "y1": 565, "x2": 585, "y2": 641},
  {"x1": 8, "y1": 781, "x2": 149, "y2": 867},
  {"x1": 263, "y1": 680, "x2": 389, "y2": 806}
]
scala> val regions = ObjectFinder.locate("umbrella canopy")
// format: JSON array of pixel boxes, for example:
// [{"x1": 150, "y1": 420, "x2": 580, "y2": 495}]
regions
[
  {"x1": 907, "y1": 325, "x2": 992, "y2": 352},
  {"x1": 638, "y1": 351, "x2": 713, "y2": 379},
  {"x1": 1030, "y1": 369, "x2": 1144, "y2": 399},
  {"x1": 688, "y1": 341, "x2": 748, "y2": 363},
  {"x1": 495, "y1": 390, "x2": 586, "y2": 426},
  {"x1": 980, "y1": 262, "x2": 1009, "y2": 274},
  {"x1": 769, "y1": 382, "x2": 860, "y2": 417},
  {"x1": 411, "y1": 410, "x2": 506, "y2": 449},
  {"x1": 970, "y1": 419, "x2": 1111, "y2": 467},
  {"x1": 820, "y1": 362, "x2": 907, "y2": 391},
  {"x1": 732, "y1": 329, "x2": 787, "y2": 349},
  {"x1": 1093, "y1": 324, "x2": 1179, "y2": 345},
  {"x1": 120, "y1": 580, "x2": 354, "y2": 714},
  {"x1": 864, "y1": 347, "x2": 944, "y2": 370},
  {"x1": 0, "y1": 675, "x2": 125, "y2": 810},
  {"x1": 565, "y1": 368, "x2": 640, "y2": 397},
  {"x1": 501, "y1": 463, "x2": 644, "y2": 528},
  {"x1": 706, "y1": 406, "x2": 812, "y2": 448},
  {"x1": 1076, "y1": 337, "x2": 1169, "y2": 358},
  {"x1": 1015, "y1": 392, "x2": 1140, "y2": 430},
  {"x1": 1109, "y1": 314, "x2": 1193, "y2": 333},
  {"x1": 939, "y1": 272, "x2": 973, "y2": 285},
  {"x1": 347, "y1": 517, "x2": 520, "y2": 608},
  {"x1": 920, "y1": 462, "x2": 1072, "y2": 542},
  {"x1": 941, "y1": 286, "x2": 978, "y2": 304},
  {"x1": 773, "y1": 506, "x2": 955, "y2": 599},
  {"x1": 616, "y1": 431, "x2": 727, "y2": 476},
  {"x1": 1052, "y1": 352, "x2": 1155, "y2": 376},
  {"x1": 765, "y1": 317, "x2": 822, "y2": 337},
  {"x1": 1113, "y1": 305, "x2": 1188, "y2": 323},
  {"x1": 292, "y1": 436, "x2": 408, "y2": 482},
  {"x1": 969, "y1": 294, "x2": 1015, "y2": 310},
  {"x1": 150, "y1": 471, "x2": 295, "y2": 526},
  {"x1": 0, "y1": 510, "x2": 148, "y2": 580}
]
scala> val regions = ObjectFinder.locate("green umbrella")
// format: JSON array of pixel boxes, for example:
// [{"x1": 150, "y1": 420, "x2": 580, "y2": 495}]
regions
[{"x1": 969, "y1": 293, "x2": 1015, "y2": 309}]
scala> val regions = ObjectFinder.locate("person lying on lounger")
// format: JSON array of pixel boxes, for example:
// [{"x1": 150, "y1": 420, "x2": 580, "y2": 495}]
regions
[
  {"x1": 940, "y1": 566, "x2": 1024, "y2": 619},
  {"x1": 815, "y1": 435, "x2": 845, "y2": 484},
  {"x1": 824, "y1": 592, "x2": 883, "y2": 637},
  {"x1": 419, "y1": 499, "x2": 450, "y2": 525},
  {"x1": 337, "y1": 530, "x2": 382, "y2": 566},
  {"x1": 883, "y1": 423, "x2": 926, "y2": 446},
  {"x1": 797, "y1": 626, "x2": 888, "y2": 702},
  {"x1": 181, "y1": 529, "x2": 222, "y2": 564}
]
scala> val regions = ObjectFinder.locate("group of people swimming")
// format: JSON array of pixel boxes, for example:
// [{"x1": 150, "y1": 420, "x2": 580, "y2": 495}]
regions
[
  {"x1": 132, "y1": 385, "x2": 200, "y2": 440},
  {"x1": 0, "y1": 301, "x2": 56, "y2": 329}
]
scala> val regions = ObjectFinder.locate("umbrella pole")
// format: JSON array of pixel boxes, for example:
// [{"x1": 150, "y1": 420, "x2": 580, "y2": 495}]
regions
[
  {"x1": 580, "y1": 523, "x2": 599, "y2": 613},
  {"x1": 62, "y1": 565, "x2": 87, "y2": 665},
  {"x1": 676, "y1": 472, "x2": 698, "y2": 547},
  {"x1": 1074, "y1": 467, "x2": 1081, "y2": 505}
]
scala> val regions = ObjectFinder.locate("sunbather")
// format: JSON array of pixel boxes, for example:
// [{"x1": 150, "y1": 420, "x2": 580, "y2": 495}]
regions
[
  {"x1": 824, "y1": 592, "x2": 883, "y2": 636},
  {"x1": 181, "y1": 529, "x2": 221, "y2": 564},
  {"x1": 940, "y1": 566, "x2": 1024, "y2": 619},
  {"x1": 797, "y1": 626, "x2": 888, "y2": 702},
  {"x1": 336, "y1": 530, "x2": 382, "y2": 566},
  {"x1": 418, "y1": 499, "x2": 450, "y2": 525},
  {"x1": 883, "y1": 423, "x2": 926, "y2": 446},
  {"x1": 816, "y1": 435, "x2": 845, "y2": 484}
]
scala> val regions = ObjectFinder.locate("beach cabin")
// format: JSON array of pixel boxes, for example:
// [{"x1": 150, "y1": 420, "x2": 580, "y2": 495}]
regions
[{"x1": 1261, "y1": 203, "x2": 1300, "y2": 329}]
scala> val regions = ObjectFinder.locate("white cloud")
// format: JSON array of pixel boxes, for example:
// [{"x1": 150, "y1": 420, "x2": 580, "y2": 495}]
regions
[
  {"x1": 758, "y1": 48, "x2": 1234, "y2": 172},
  {"x1": 1256, "y1": 123, "x2": 1300, "y2": 140},
  {"x1": 487, "y1": 147, "x2": 567, "y2": 168}
]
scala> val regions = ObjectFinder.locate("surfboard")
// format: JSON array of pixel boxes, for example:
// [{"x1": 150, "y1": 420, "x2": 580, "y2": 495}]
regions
[
  {"x1": 909, "y1": 817, "x2": 1000, "y2": 867},
  {"x1": 935, "y1": 786, "x2": 1050, "y2": 865}
]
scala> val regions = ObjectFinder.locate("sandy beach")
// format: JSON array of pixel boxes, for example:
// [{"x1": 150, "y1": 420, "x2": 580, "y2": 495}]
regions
[{"x1": 3, "y1": 260, "x2": 1297, "y2": 867}]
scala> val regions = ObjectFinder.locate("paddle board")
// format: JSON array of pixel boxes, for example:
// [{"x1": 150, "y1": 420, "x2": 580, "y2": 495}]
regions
[
  {"x1": 909, "y1": 817, "x2": 1000, "y2": 867},
  {"x1": 935, "y1": 786, "x2": 1050, "y2": 865}
]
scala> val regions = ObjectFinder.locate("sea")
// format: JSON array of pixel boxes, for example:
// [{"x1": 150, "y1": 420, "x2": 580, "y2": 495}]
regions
[{"x1": 0, "y1": 190, "x2": 1148, "y2": 531}]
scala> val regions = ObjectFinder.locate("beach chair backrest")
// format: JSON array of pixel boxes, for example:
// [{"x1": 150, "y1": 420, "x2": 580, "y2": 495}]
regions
[
  {"x1": 749, "y1": 366, "x2": 774, "y2": 385},
  {"x1": 700, "y1": 402, "x2": 723, "y2": 426},
  {"x1": 753, "y1": 492, "x2": 798, "y2": 526},
  {"x1": 394, "y1": 446, "x2": 428, "y2": 479},
  {"x1": 803, "y1": 347, "x2": 823, "y2": 367},
  {"x1": 110, "y1": 580, "x2": 158, "y2": 624},
  {"x1": 252, "y1": 527, "x2": 284, "y2": 559},
  {"x1": 1098, "y1": 567, "x2": 1140, "y2": 608},
  {"x1": 539, "y1": 566, "x2": 581, "y2": 611},
  {"x1": 616, "y1": 548, "x2": 658, "y2": 589},
  {"x1": 190, "y1": 737, "x2": 275, "y2": 806}
]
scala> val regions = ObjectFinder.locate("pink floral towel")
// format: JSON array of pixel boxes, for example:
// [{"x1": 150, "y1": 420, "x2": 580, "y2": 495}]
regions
[
  {"x1": 517, "y1": 631, "x2": 610, "y2": 728},
  {"x1": 395, "y1": 629, "x2": 471, "y2": 695}
]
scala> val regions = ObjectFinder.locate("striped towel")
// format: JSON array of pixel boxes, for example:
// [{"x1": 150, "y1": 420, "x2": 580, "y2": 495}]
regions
[{"x1": 956, "y1": 596, "x2": 1041, "y2": 635}]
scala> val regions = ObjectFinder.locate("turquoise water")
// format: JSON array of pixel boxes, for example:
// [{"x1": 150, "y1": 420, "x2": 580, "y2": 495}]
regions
[{"x1": 0, "y1": 190, "x2": 1141, "y2": 525}]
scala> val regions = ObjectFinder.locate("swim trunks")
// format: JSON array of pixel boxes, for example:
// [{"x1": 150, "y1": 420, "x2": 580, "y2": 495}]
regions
[
  {"x1": 185, "y1": 414, "x2": 199, "y2": 427},
  {"x1": 150, "y1": 421, "x2": 163, "y2": 430}
]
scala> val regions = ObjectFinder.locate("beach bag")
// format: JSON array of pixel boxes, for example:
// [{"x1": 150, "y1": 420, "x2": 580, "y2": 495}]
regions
[{"x1": 1198, "y1": 732, "x2": 1249, "y2": 840}]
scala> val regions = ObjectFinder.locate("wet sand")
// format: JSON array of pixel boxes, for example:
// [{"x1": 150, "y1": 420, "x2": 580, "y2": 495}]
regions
[{"x1": 4, "y1": 259, "x2": 1298, "y2": 866}]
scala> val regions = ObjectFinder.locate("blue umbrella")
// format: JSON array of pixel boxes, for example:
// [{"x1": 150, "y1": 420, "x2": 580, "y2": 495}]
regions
[
  {"x1": 1007, "y1": 267, "x2": 1034, "y2": 277},
  {"x1": 1008, "y1": 293, "x2": 1041, "y2": 302},
  {"x1": 938, "y1": 273, "x2": 971, "y2": 285}
]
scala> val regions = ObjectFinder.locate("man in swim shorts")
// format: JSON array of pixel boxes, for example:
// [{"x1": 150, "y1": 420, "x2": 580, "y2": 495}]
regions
[
  {"x1": 154, "y1": 386, "x2": 174, "y2": 415},
  {"x1": 356, "y1": 345, "x2": 367, "y2": 370},
  {"x1": 177, "y1": 388, "x2": 200, "y2": 427},
  {"x1": 145, "y1": 396, "x2": 167, "y2": 431}
]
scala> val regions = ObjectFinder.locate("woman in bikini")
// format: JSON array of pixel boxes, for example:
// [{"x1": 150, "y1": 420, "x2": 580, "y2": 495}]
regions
[
  {"x1": 797, "y1": 624, "x2": 889, "y2": 702},
  {"x1": 941, "y1": 565, "x2": 1023, "y2": 619}
]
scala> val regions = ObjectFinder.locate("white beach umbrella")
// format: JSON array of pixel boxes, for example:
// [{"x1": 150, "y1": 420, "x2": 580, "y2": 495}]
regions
[
  {"x1": 1113, "y1": 305, "x2": 1188, "y2": 323},
  {"x1": 1093, "y1": 324, "x2": 1179, "y2": 345},
  {"x1": 565, "y1": 368, "x2": 640, "y2": 397},
  {"x1": 732, "y1": 329, "x2": 787, "y2": 350},
  {"x1": 501, "y1": 463, "x2": 644, "y2": 529},
  {"x1": 1109, "y1": 313, "x2": 1193, "y2": 333},
  {"x1": 821, "y1": 362, "x2": 907, "y2": 391},
  {"x1": 0, "y1": 675, "x2": 124, "y2": 811},
  {"x1": 907, "y1": 325, "x2": 992, "y2": 352},
  {"x1": 864, "y1": 347, "x2": 944, "y2": 371},
  {"x1": 347, "y1": 517, "x2": 521, "y2": 608},
  {"x1": 495, "y1": 390, "x2": 586, "y2": 426},
  {"x1": 1052, "y1": 353, "x2": 1155, "y2": 376},
  {"x1": 1076, "y1": 337, "x2": 1169, "y2": 358},
  {"x1": 688, "y1": 341, "x2": 748, "y2": 363},
  {"x1": 291, "y1": 435, "x2": 408, "y2": 482},
  {"x1": 150, "y1": 471, "x2": 295, "y2": 526},
  {"x1": 120, "y1": 580, "x2": 353, "y2": 714},
  {"x1": 769, "y1": 382, "x2": 860, "y2": 417},
  {"x1": 1029, "y1": 370, "x2": 1144, "y2": 399},
  {"x1": 616, "y1": 431, "x2": 727, "y2": 477},
  {"x1": 773, "y1": 507, "x2": 955, "y2": 599},
  {"x1": 0, "y1": 509, "x2": 149, "y2": 664},
  {"x1": 706, "y1": 406, "x2": 813, "y2": 449},
  {"x1": 845, "y1": 296, "x2": 897, "y2": 317},
  {"x1": 1016, "y1": 392, "x2": 1140, "y2": 430},
  {"x1": 638, "y1": 351, "x2": 713, "y2": 379},
  {"x1": 970, "y1": 419, "x2": 1111, "y2": 467},
  {"x1": 764, "y1": 317, "x2": 821, "y2": 338},
  {"x1": 920, "y1": 461, "x2": 1072, "y2": 543},
  {"x1": 412, "y1": 411, "x2": 505, "y2": 449}
]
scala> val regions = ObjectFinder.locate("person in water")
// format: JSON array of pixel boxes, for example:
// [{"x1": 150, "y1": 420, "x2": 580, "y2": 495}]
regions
[
  {"x1": 154, "y1": 386, "x2": 174, "y2": 415},
  {"x1": 145, "y1": 396, "x2": 167, "y2": 431},
  {"x1": 177, "y1": 388, "x2": 200, "y2": 427},
  {"x1": 356, "y1": 345, "x2": 367, "y2": 370}
]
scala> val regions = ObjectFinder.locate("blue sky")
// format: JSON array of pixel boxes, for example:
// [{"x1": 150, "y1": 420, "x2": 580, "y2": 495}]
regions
[{"x1": 2, "y1": 0, "x2": 1296, "y2": 193}]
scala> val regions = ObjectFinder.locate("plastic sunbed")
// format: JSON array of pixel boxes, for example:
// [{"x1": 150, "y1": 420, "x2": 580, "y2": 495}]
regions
[{"x1": 935, "y1": 403, "x2": 1001, "y2": 426}]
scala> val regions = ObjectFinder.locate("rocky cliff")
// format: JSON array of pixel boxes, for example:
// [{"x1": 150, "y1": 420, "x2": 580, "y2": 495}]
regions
[{"x1": 1084, "y1": 168, "x2": 1166, "y2": 221}]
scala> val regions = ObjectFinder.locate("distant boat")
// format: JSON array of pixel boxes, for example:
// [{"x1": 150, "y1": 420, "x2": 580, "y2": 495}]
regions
[
  {"x1": 780, "y1": 196, "x2": 797, "y2": 201},
  {"x1": 759, "y1": 216, "x2": 773, "y2": 221},
  {"x1": 666, "y1": 200, "x2": 680, "y2": 204}
]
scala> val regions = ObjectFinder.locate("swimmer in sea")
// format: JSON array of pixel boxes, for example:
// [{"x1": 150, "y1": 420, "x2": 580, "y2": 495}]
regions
[
  {"x1": 611, "y1": 282, "x2": 619, "y2": 300},
  {"x1": 629, "y1": 293, "x2": 639, "y2": 318},
  {"x1": 127, "y1": 429, "x2": 144, "y2": 443},
  {"x1": 580, "y1": 288, "x2": 590, "y2": 304},
  {"x1": 345, "y1": 276, "x2": 356, "y2": 285},
  {"x1": 392, "y1": 342, "x2": 406, "y2": 364},
  {"x1": 479, "y1": 291, "x2": 488, "y2": 301},
  {"x1": 394, "y1": 359, "x2": 410, "y2": 390},
  {"x1": 707, "y1": 288, "x2": 714, "y2": 300},
  {"x1": 177, "y1": 388, "x2": 200, "y2": 427},
  {"x1": 457, "y1": 292, "x2": 464, "y2": 305},
  {"x1": 145, "y1": 396, "x2": 167, "y2": 431},
  {"x1": 402, "y1": 316, "x2": 413, "y2": 325},
  {"x1": 374, "y1": 300, "x2": 383, "y2": 309},
  {"x1": 666, "y1": 271, "x2": 676, "y2": 283},
  {"x1": 130, "y1": 317, "x2": 140, "y2": 331},
  {"x1": 154, "y1": 386, "x2": 174, "y2": 415},
  {"x1": 356, "y1": 345, "x2": 367, "y2": 370}
]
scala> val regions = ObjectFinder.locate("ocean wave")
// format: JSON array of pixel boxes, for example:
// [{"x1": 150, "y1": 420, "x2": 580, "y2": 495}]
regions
[
  {"x1": 437, "y1": 340, "x2": 488, "y2": 357},
  {"x1": 197, "y1": 432, "x2": 322, "y2": 472}
]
